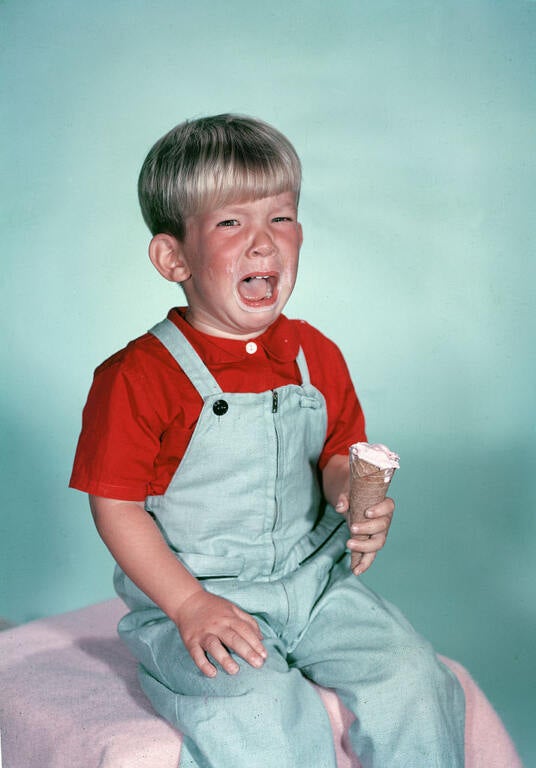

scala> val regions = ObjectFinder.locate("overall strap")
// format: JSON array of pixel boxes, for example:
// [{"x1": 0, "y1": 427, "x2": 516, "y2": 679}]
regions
[
  {"x1": 296, "y1": 347, "x2": 311, "y2": 385},
  {"x1": 149, "y1": 318, "x2": 222, "y2": 399}
]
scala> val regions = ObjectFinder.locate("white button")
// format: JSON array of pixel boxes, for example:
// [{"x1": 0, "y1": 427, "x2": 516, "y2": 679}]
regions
[{"x1": 245, "y1": 341, "x2": 257, "y2": 354}]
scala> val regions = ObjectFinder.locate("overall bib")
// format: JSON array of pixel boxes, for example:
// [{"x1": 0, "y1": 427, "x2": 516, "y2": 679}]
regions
[{"x1": 115, "y1": 319, "x2": 465, "y2": 768}]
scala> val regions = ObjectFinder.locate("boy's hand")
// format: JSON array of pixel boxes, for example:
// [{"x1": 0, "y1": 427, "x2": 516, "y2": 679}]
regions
[
  {"x1": 335, "y1": 495, "x2": 395, "y2": 576},
  {"x1": 174, "y1": 591, "x2": 267, "y2": 678}
]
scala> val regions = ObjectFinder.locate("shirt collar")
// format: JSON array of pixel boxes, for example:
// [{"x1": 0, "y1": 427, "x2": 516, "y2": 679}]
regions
[{"x1": 167, "y1": 308, "x2": 300, "y2": 365}]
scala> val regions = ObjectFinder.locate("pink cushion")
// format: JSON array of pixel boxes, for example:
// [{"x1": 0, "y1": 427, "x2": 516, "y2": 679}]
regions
[{"x1": 0, "y1": 599, "x2": 522, "y2": 767}]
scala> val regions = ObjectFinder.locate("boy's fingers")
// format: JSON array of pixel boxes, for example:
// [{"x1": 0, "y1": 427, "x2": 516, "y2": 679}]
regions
[
  {"x1": 190, "y1": 641, "x2": 219, "y2": 677},
  {"x1": 365, "y1": 497, "x2": 394, "y2": 518},
  {"x1": 220, "y1": 628, "x2": 266, "y2": 669},
  {"x1": 232, "y1": 605, "x2": 264, "y2": 640},
  {"x1": 350, "y1": 517, "x2": 389, "y2": 536},
  {"x1": 200, "y1": 634, "x2": 241, "y2": 676},
  {"x1": 334, "y1": 493, "x2": 349, "y2": 514},
  {"x1": 191, "y1": 622, "x2": 267, "y2": 677},
  {"x1": 240, "y1": 628, "x2": 268, "y2": 659},
  {"x1": 352, "y1": 551, "x2": 376, "y2": 576},
  {"x1": 347, "y1": 533, "x2": 387, "y2": 553}
]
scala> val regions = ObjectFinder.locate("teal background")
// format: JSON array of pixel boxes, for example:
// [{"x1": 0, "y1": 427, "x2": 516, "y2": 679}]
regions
[{"x1": 1, "y1": 0, "x2": 534, "y2": 763}]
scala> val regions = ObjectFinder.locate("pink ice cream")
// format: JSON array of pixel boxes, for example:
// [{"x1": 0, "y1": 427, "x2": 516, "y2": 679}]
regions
[{"x1": 349, "y1": 443, "x2": 400, "y2": 472}]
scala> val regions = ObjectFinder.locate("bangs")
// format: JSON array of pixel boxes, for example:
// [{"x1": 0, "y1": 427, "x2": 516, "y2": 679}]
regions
[{"x1": 181, "y1": 150, "x2": 301, "y2": 217}]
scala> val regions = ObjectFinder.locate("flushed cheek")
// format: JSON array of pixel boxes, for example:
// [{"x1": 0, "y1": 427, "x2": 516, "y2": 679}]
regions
[
  {"x1": 204, "y1": 263, "x2": 233, "y2": 291},
  {"x1": 279, "y1": 264, "x2": 298, "y2": 293},
  {"x1": 281, "y1": 266, "x2": 295, "y2": 286}
]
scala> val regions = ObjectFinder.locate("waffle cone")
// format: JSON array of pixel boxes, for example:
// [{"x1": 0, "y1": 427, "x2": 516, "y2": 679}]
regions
[{"x1": 347, "y1": 457, "x2": 396, "y2": 572}]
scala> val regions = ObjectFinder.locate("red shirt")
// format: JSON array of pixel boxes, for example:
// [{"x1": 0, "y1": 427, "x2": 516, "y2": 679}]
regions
[{"x1": 70, "y1": 309, "x2": 367, "y2": 501}]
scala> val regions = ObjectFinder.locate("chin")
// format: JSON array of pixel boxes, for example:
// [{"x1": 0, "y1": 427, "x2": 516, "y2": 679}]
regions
[{"x1": 230, "y1": 306, "x2": 281, "y2": 337}]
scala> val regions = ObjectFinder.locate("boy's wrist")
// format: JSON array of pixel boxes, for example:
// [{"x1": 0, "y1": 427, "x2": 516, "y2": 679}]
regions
[{"x1": 167, "y1": 582, "x2": 206, "y2": 625}]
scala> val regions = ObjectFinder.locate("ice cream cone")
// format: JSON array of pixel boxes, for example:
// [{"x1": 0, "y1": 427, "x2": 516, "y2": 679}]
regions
[{"x1": 347, "y1": 444, "x2": 398, "y2": 573}]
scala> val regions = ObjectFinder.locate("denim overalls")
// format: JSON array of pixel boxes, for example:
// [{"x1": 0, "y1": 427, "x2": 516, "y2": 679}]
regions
[{"x1": 115, "y1": 318, "x2": 465, "y2": 768}]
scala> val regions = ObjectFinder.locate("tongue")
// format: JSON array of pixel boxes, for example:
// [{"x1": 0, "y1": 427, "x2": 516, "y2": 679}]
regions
[{"x1": 238, "y1": 277, "x2": 270, "y2": 301}]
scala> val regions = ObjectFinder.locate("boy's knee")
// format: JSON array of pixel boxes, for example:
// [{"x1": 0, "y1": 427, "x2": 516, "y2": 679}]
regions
[{"x1": 386, "y1": 633, "x2": 460, "y2": 703}]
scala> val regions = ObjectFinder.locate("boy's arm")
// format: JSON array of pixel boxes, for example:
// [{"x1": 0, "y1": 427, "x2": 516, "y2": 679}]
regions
[
  {"x1": 322, "y1": 454, "x2": 394, "y2": 576},
  {"x1": 89, "y1": 496, "x2": 267, "y2": 677}
]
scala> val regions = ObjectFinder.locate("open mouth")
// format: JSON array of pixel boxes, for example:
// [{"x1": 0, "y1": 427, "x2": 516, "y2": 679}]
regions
[{"x1": 237, "y1": 273, "x2": 278, "y2": 307}]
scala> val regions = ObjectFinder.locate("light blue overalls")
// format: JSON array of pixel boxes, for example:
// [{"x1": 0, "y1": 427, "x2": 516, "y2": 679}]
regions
[{"x1": 115, "y1": 318, "x2": 465, "y2": 768}]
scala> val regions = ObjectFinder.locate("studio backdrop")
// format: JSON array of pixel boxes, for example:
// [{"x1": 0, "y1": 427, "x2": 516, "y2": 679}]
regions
[{"x1": 1, "y1": 1, "x2": 534, "y2": 764}]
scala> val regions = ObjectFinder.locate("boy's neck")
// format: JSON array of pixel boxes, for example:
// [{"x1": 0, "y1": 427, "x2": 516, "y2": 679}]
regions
[{"x1": 183, "y1": 307, "x2": 274, "y2": 341}]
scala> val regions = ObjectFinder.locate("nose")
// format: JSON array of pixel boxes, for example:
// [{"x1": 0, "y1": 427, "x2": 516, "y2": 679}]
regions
[{"x1": 247, "y1": 227, "x2": 276, "y2": 258}]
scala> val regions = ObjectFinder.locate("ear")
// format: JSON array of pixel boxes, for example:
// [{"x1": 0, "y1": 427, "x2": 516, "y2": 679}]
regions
[{"x1": 148, "y1": 234, "x2": 191, "y2": 283}]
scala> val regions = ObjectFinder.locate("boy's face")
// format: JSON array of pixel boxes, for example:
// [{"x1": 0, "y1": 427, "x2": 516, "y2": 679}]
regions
[{"x1": 177, "y1": 191, "x2": 302, "y2": 339}]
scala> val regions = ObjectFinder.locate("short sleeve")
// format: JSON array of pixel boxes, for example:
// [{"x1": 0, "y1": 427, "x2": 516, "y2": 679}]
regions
[{"x1": 70, "y1": 343, "x2": 167, "y2": 501}]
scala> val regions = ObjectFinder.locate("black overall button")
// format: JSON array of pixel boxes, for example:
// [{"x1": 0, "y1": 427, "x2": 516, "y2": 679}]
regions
[{"x1": 213, "y1": 399, "x2": 229, "y2": 416}]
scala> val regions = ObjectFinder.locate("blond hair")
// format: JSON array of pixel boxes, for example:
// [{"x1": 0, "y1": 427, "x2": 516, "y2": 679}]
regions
[{"x1": 138, "y1": 114, "x2": 302, "y2": 241}]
